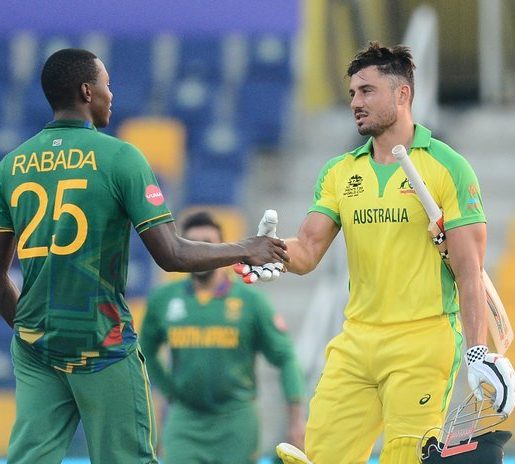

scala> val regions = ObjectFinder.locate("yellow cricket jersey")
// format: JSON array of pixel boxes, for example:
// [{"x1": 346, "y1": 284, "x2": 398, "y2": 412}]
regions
[{"x1": 310, "y1": 124, "x2": 486, "y2": 324}]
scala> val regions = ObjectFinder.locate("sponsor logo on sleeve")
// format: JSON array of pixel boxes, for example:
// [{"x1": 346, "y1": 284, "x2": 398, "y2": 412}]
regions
[
  {"x1": 145, "y1": 184, "x2": 164, "y2": 206},
  {"x1": 466, "y1": 184, "x2": 480, "y2": 209}
]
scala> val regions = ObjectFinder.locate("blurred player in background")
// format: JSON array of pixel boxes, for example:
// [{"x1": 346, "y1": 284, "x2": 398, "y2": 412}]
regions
[
  {"x1": 273, "y1": 42, "x2": 515, "y2": 464},
  {"x1": 140, "y1": 210, "x2": 305, "y2": 464},
  {"x1": 0, "y1": 48, "x2": 288, "y2": 464}
]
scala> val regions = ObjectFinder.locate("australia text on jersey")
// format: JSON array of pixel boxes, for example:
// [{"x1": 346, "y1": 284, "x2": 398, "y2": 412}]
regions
[
  {"x1": 11, "y1": 149, "x2": 97, "y2": 175},
  {"x1": 353, "y1": 207, "x2": 409, "y2": 224}
]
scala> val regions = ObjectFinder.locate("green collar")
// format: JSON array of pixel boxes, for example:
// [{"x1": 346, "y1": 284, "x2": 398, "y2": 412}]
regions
[
  {"x1": 353, "y1": 123, "x2": 432, "y2": 157},
  {"x1": 44, "y1": 119, "x2": 97, "y2": 130}
]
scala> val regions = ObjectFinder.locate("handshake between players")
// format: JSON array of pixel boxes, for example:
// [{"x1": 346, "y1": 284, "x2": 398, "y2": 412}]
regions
[{"x1": 234, "y1": 209, "x2": 287, "y2": 284}]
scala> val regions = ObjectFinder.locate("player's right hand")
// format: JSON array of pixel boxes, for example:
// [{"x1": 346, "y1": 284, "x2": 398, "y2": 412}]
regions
[
  {"x1": 235, "y1": 209, "x2": 287, "y2": 283},
  {"x1": 465, "y1": 345, "x2": 515, "y2": 416},
  {"x1": 239, "y1": 235, "x2": 288, "y2": 267}
]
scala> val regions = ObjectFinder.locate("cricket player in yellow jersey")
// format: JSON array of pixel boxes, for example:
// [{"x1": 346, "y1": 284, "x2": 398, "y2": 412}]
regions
[{"x1": 273, "y1": 42, "x2": 515, "y2": 464}]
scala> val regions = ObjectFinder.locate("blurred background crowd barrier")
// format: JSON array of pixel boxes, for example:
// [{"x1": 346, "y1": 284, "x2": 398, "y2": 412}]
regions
[{"x1": 0, "y1": 0, "x2": 514, "y2": 461}]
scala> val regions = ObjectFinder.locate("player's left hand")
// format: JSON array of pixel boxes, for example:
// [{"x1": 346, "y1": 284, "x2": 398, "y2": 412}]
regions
[
  {"x1": 233, "y1": 262, "x2": 285, "y2": 283},
  {"x1": 466, "y1": 345, "x2": 515, "y2": 416}
]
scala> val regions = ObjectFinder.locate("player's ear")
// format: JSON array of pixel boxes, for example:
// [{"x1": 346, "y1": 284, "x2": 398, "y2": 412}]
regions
[
  {"x1": 397, "y1": 83, "x2": 411, "y2": 106},
  {"x1": 80, "y1": 82, "x2": 93, "y2": 103}
]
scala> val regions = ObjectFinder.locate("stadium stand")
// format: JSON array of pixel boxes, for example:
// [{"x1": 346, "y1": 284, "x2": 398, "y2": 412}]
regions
[
  {"x1": 237, "y1": 35, "x2": 294, "y2": 150},
  {"x1": 176, "y1": 36, "x2": 225, "y2": 81}
]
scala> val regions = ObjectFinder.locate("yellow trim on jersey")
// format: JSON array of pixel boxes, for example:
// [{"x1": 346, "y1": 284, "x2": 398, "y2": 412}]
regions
[
  {"x1": 136, "y1": 212, "x2": 173, "y2": 233},
  {"x1": 53, "y1": 351, "x2": 100, "y2": 373},
  {"x1": 18, "y1": 326, "x2": 45, "y2": 344},
  {"x1": 136, "y1": 350, "x2": 157, "y2": 460}
]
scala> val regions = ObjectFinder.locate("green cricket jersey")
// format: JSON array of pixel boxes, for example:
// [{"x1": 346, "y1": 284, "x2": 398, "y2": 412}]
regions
[
  {"x1": 310, "y1": 124, "x2": 486, "y2": 324},
  {"x1": 0, "y1": 120, "x2": 173, "y2": 373},
  {"x1": 140, "y1": 276, "x2": 304, "y2": 413}
]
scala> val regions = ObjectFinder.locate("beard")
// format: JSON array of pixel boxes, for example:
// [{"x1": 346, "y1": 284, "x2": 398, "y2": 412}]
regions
[
  {"x1": 357, "y1": 104, "x2": 397, "y2": 137},
  {"x1": 191, "y1": 269, "x2": 216, "y2": 283}
]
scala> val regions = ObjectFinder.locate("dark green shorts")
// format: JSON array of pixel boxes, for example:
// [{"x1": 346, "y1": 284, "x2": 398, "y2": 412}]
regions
[
  {"x1": 161, "y1": 401, "x2": 259, "y2": 464},
  {"x1": 8, "y1": 338, "x2": 158, "y2": 464}
]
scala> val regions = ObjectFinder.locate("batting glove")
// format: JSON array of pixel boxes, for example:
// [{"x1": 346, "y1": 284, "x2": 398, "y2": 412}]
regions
[
  {"x1": 466, "y1": 345, "x2": 515, "y2": 416},
  {"x1": 234, "y1": 262, "x2": 284, "y2": 283},
  {"x1": 234, "y1": 209, "x2": 284, "y2": 284}
]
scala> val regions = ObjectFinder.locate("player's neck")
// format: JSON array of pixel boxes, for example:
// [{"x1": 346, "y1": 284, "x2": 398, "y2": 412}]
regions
[
  {"x1": 371, "y1": 121, "x2": 415, "y2": 165},
  {"x1": 53, "y1": 108, "x2": 92, "y2": 124}
]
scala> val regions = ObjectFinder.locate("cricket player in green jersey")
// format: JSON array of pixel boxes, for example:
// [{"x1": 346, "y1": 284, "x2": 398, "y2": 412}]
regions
[
  {"x1": 0, "y1": 48, "x2": 288, "y2": 464},
  {"x1": 273, "y1": 42, "x2": 515, "y2": 464},
  {"x1": 140, "y1": 211, "x2": 305, "y2": 464}
]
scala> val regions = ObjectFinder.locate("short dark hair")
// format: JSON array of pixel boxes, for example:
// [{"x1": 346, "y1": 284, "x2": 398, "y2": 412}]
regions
[
  {"x1": 180, "y1": 211, "x2": 224, "y2": 241},
  {"x1": 41, "y1": 48, "x2": 99, "y2": 111},
  {"x1": 347, "y1": 41, "x2": 416, "y2": 100}
]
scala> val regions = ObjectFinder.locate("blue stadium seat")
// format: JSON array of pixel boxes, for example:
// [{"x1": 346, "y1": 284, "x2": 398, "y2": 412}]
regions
[
  {"x1": 237, "y1": 79, "x2": 292, "y2": 149},
  {"x1": 246, "y1": 35, "x2": 293, "y2": 81},
  {"x1": 108, "y1": 37, "x2": 153, "y2": 124},
  {"x1": 176, "y1": 36, "x2": 224, "y2": 81},
  {"x1": 108, "y1": 81, "x2": 149, "y2": 131},
  {"x1": 0, "y1": 39, "x2": 10, "y2": 84},
  {"x1": 184, "y1": 162, "x2": 243, "y2": 206},
  {"x1": 188, "y1": 122, "x2": 251, "y2": 172},
  {"x1": 108, "y1": 37, "x2": 153, "y2": 87},
  {"x1": 184, "y1": 122, "x2": 250, "y2": 206},
  {"x1": 167, "y1": 77, "x2": 219, "y2": 129},
  {"x1": 22, "y1": 82, "x2": 54, "y2": 129}
]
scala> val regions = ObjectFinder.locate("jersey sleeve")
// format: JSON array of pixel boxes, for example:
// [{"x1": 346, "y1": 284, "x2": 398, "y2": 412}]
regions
[
  {"x1": 308, "y1": 157, "x2": 342, "y2": 227},
  {"x1": 111, "y1": 143, "x2": 173, "y2": 234},
  {"x1": 438, "y1": 155, "x2": 486, "y2": 230},
  {"x1": 0, "y1": 160, "x2": 14, "y2": 232},
  {"x1": 252, "y1": 291, "x2": 305, "y2": 403},
  {"x1": 139, "y1": 289, "x2": 173, "y2": 397}
]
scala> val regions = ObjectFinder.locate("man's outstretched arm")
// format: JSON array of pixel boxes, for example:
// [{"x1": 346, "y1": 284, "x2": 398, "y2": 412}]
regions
[
  {"x1": 140, "y1": 221, "x2": 289, "y2": 273},
  {"x1": 0, "y1": 232, "x2": 19, "y2": 328},
  {"x1": 285, "y1": 212, "x2": 340, "y2": 275}
]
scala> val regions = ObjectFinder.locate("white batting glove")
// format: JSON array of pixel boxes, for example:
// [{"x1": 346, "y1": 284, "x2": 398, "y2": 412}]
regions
[
  {"x1": 256, "y1": 209, "x2": 282, "y2": 282},
  {"x1": 466, "y1": 345, "x2": 515, "y2": 416},
  {"x1": 233, "y1": 210, "x2": 284, "y2": 284}
]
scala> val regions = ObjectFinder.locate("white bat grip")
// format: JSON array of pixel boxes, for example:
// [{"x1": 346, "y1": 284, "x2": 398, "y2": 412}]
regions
[{"x1": 392, "y1": 145, "x2": 441, "y2": 222}]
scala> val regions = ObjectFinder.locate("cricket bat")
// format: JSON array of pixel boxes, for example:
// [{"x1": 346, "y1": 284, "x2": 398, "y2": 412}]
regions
[{"x1": 392, "y1": 144, "x2": 513, "y2": 354}]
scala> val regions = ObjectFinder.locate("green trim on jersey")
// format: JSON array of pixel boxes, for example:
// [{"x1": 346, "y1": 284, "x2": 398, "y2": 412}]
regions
[
  {"x1": 309, "y1": 154, "x2": 346, "y2": 227},
  {"x1": 369, "y1": 157, "x2": 400, "y2": 198},
  {"x1": 442, "y1": 313, "x2": 463, "y2": 410},
  {"x1": 0, "y1": 120, "x2": 174, "y2": 373},
  {"x1": 308, "y1": 124, "x2": 485, "y2": 324},
  {"x1": 425, "y1": 138, "x2": 486, "y2": 230}
]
